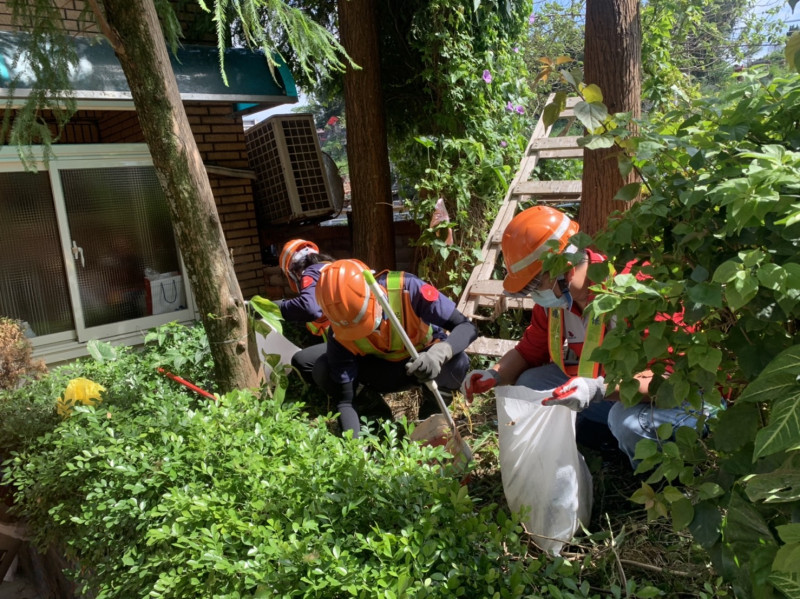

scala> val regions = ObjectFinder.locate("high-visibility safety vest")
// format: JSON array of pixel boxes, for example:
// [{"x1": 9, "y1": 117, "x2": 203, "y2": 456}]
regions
[
  {"x1": 548, "y1": 307, "x2": 606, "y2": 378},
  {"x1": 335, "y1": 271, "x2": 434, "y2": 361}
]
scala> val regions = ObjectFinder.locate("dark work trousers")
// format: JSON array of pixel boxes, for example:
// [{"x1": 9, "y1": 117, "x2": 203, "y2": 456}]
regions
[
  {"x1": 291, "y1": 343, "x2": 327, "y2": 385},
  {"x1": 311, "y1": 350, "x2": 470, "y2": 422}
]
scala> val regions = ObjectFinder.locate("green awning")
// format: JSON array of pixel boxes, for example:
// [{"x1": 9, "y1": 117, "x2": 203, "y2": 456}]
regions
[{"x1": 0, "y1": 30, "x2": 297, "y2": 113}]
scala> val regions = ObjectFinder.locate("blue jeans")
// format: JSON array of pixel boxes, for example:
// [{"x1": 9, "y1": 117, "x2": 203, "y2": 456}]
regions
[{"x1": 514, "y1": 363, "x2": 707, "y2": 466}]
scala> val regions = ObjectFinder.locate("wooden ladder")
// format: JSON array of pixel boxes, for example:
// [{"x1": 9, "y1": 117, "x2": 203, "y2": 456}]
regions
[{"x1": 457, "y1": 95, "x2": 583, "y2": 357}]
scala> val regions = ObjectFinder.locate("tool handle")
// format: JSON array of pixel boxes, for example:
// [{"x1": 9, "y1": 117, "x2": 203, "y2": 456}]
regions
[
  {"x1": 157, "y1": 367, "x2": 217, "y2": 401},
  {"x1": 362, "y1": 270, "x2": 459, "y2": 433}
]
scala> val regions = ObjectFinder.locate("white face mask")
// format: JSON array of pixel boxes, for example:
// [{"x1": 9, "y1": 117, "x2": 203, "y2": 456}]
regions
[{"x1": 530, "y1": 288, "x2": 570, "y2": 309}]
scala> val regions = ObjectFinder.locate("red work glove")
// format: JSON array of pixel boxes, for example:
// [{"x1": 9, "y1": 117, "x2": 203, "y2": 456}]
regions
[
  {"x1": 461, "y1": 369, "x2": 501, "y2": 402},
  {"x1": 542, "y1": 376, "x2": 607, "y2": 412}
]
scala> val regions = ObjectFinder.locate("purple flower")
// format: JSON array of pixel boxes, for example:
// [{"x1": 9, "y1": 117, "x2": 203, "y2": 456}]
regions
[
  {"x1": 506, "y1": 101, "x2": 514, "y2": 112},
  {"x1": 528, "y1": 12, "x2": 536, "y2": 24},
  {"x1": 500, "y1": 140, "x2": 508, "y2": 148},
  {"x1": 513, "y1": 46, "x2": 519, "y2": 53},
  {"x1": 482, "y1": 69, "x2": 492, "y2": 84},
  {"x1": 515, "y1": 105, "x2": 525, "y2": 115}
]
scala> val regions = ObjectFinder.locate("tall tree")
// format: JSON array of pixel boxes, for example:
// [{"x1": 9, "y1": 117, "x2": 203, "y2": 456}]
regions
[
  {"x1": 579, "y1": 0, "x2": 641, "y2": 237},
  {"x1": 94, "y1": 0, "x2": 262, "y2": 390},
  {"x1": 337, "y1": 0, "x2": 395, "y2": 270}
]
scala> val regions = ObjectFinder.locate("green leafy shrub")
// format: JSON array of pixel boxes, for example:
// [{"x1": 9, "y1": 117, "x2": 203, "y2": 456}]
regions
[
  {"x1": 0, "y1": 322, "x2": 214, "y2": 458},
  {"x1": 5, "y1": 378, "x2": 585, "y2": 598},
  {"x1": 568, "y1": 71, "x2": 800, "y2": 598}
]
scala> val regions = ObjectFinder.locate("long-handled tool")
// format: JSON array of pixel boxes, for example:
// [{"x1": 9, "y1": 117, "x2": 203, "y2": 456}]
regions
[
  {"x1": 157, "y1": 367, "x2": 217, "y2": 401},
  {"x1": 362, "y1": 269, "x2": 473, "y2": 465}
]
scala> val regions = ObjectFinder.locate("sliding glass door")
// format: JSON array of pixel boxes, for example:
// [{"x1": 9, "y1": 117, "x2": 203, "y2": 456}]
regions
[{"x1": 0, "y1": 146, "x2": 194, "y2": 356}]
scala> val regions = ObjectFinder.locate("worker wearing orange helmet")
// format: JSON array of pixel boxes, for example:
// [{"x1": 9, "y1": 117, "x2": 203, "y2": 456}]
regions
[
  {"x1": 275, "y1": 239, "x2": 335, "y2": 382},
  {"x1": 462, "y1": 206, "x2": 707, "y2": 463},
  {"x1": 313, "y1": 259, "x2": 478, "y2": 437}
]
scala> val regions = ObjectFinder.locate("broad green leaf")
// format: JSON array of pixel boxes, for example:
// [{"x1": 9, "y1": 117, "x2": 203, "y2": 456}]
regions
[
  {"x1": 87, "y1": 340, "x2": 118, "y2": 364},
  {"x1": 591, "y1": 293, "x2": 620, "y2": 314},
  {"x1": 745, "y1": 453, "x2": 800, "y2": 503},
  {"x1": 613, "y1": 183, "x2": 641, "y2": 202},
  {"x1": 560, "y1": 69, "x2": 577, "y2": 87},
  {"x1": 249, "y1": 295, "x2": 283, "y2": 335},
  {"x1": 686, "y1": 282, "x2": 723, "y2": 308},
  {"x1": 753, "y1": 392, "x2": 800, "y2": 459},
  {"x1": 574, "y1": 101, "x2": 608, "y2": 132},
  {"x1": 725, "y1": 273, "x2": 759, "y2": 312},
  {"x1": 713, "y1": 402, "x2": 759, "y2": 452},
  {"x1": 671, "y1": 497, "x2": 694, "y2": 530},
  {"x1": 777, "y1": 523, "x2": 800, "y2": 544},
  {"x1": 662, "y1": 486, "x2": 685, "y2": 503},
  {"x1": 768, "y1": 573, "x2": 800, "y2": 598},
  {"x1": 579, "y1": 134, "x2": 615, "y2": 150},
  {"x1": 740, "y1": 345, "x2": 800, "y2": 404},
  {"x1": 582, "y1": 83, "x2": 603, "y2": 103},
  {"x1": 688, "y1": 501, "x2": 721, "y2": 549},
  {"x1": 724, "y1": 491, "x2": 776, "y2": 551},
  {"x1": 785, "y1": 31, "x2": 800, "y2": 73},
  {"x1": 772, "y1": 543, "x2": 800, "y2": 574},
  {"x1": 618, "y1": 155, "x2": 633, "y2": 178},
  {"x1": 712, "y1": 261, "x2": 741, "y2": 284},
  {"x1": 543, "y1": 102, "x2": 562, "y2": 128},
  {"x1": 757, "y1": 263, "x2": 786, "y2": 291}
]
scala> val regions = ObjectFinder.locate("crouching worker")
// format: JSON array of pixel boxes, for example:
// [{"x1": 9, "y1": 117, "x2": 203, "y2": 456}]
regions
[
  {"x1": 313, "y1": 259, "x2": 477, "y2": 437},
  {"x1": 275, "y1": 239, "x2": 335, "y2": 383},
  {"x1": 462, "y1": 205, "x2": 708, "y2": 465}
]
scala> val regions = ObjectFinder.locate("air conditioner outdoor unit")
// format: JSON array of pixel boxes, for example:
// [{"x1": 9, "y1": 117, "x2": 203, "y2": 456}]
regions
[{"x1": 245, "y1": 113, "x2": 336, "y2": 224}]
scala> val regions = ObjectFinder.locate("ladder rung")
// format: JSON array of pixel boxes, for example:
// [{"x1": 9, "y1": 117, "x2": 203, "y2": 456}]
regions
[
  {"x1": 466, "y1": 337, "x2": 517, "y2": 357},
  {"x1": 539, "y1": 148, "x2": 584, "y2": 159},
  {"x1": 513, "y1": 180, "x2": 582, "y2": 197},
  {"x1": 529, "y1": 136, "x2": 581, "y2": 151}
]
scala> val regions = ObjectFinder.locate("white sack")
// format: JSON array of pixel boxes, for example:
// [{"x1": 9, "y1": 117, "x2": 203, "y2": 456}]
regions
[
  {"x1": 495, "y1": 385, "x2": 593, "y2": 554},
  {"x1": 254, "y1": 327, "x2": 301, "y2": 378}
]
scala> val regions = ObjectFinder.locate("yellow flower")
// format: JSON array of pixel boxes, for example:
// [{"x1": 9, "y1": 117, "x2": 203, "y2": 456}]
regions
[{"x1": 56, "y1": 377, "x2": 106, "y2": 419}]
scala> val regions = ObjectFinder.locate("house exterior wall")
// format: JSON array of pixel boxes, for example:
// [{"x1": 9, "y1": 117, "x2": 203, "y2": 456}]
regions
[{"x1": 0, "y1": 0, "x2": 265, "y2": 300}]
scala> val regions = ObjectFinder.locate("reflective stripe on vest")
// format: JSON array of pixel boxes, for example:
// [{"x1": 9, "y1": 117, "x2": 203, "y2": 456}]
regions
[
  {"x1": 548, "y1": 307, "x2": 605, "y2": 378},
  {"x1": 347, "y1": 272, "x2": 433, "y2": 360}
]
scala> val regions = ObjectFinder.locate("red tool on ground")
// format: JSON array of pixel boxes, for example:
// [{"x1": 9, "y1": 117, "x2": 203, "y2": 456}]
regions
[{"x1": 157, "y1": 367, "x2": 217, "y2": 401}]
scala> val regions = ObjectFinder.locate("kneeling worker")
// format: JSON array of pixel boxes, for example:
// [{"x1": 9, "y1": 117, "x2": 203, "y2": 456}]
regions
[
  {"x1": 463, "y1": 205, "x2": 707, "y2": 464},
  {"x1": 313, "y1": 259, "x2": 477, "y2": 437}
]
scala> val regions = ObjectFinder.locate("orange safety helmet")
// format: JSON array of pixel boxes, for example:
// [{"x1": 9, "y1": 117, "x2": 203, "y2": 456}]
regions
[
  {"x1": 280, "y1": 239, "x2": 319, "y2": 293},
  {"x1": 501, "y1": 206, "x2": 579, "y2": 293},
  {"x1": 316, "y1": 259, "x2": 378, "y2": 341}
]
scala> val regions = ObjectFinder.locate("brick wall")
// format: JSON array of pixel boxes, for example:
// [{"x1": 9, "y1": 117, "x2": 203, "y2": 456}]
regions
[
  {"x1": 261, "y1": 219, "x2": 421, "y2": 299},
  {"x1": 0, "y1": 0, "x2": 98, "y2": 34},
  {"x1": 185, "y1": 102, "x2": 264, "y2": 298},
  {"x1": 0, "y1": 1, "x2": 211, "y2": 40}
]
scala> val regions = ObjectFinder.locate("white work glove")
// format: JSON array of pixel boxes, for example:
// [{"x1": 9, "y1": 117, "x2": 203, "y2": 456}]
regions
[
  {"x1": 461, "y1": 369, "x2": 501, "y2": 402},
  {"x1": 542, "y1": 376, "x2": 607, "y2": 412},
  {"x1": 405, "y1": 342, "x2": 453, "y2": 382}
]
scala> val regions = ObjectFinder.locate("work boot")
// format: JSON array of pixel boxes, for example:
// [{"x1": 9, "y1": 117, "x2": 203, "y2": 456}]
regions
[{"x1": 417, "y1": 386, "x2": 453, "y2": 421}]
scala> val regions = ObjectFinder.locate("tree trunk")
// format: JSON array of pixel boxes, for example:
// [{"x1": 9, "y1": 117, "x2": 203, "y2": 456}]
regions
[
  {"x1": 99, "y1": 0, "x2": 261, "y2": 391},
  {"x1": 337, "y1": 0, "x2": 396, "y2": 271},
  {"x1": 580, "y1": 0, "x2": 641, "y2": 238}
]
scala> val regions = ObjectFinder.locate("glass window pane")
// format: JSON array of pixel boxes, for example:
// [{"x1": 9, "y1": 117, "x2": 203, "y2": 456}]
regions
[
  {"x1": 59, "y1": 166, "x2": 185, "y2": 328},
  {"x1": 0, "y1": 171, "x2": 74, "y2": 336}
]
